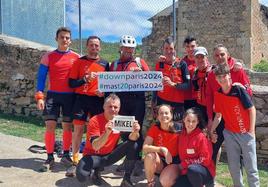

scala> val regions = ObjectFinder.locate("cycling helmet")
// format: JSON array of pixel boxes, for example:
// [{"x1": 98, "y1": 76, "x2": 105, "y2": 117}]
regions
[{"x1": 120, "y1": 35, "x2": 137, "y2": 48}]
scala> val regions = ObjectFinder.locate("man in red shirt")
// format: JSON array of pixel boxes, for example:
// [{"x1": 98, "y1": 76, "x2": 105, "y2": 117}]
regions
[
  {"x1": 181, "y1": 36, "x2": 198, "y2": 110},
  {"x1": 76, "y1": 94, "x2": 140, "y2": 187},
  {"x1": 211, "y1": 63, "x2": 259, "y2": 187},
  {"x1": 153, "y1": 36, "x2": 190, "y2": 122},
  {"x1": 206, "y1": 44, "x2": 252, "y2": 163},
  {"x1": 35, "y1": 27, "x2": 79, "y2": 171},
  {"x1": 66, "y1": 36, "x2": 109, "y2": 176},
  {"x1": 110, "y1": 35, "x2": 150, "y2": 175}
]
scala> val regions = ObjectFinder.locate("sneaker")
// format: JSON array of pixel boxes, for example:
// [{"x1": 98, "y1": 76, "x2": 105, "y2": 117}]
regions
[
  {"x1": 132, "y1": 160, "x2": 143, "y2": 176},
  {"x1": 66, "y1": 165, "x2": 76, "y2": 177},
  {"x1": 120, "y1": 178, "x2": 134, "y2": 187},
  {"x1": 39, "y1": 158, "x2": 54, "y2": 172},
  {"x1": 116, "y1": 160, "x2": 125, "y2": 172},
  {"x1": 60, "y1": 155, "x2": 73, "y2": 167},
  {"x1": 91, "y1": 169, "x2": 102, "y2": 186}
]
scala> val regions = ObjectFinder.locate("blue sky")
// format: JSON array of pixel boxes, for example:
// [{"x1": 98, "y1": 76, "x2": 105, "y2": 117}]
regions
[{"x1": 66, "y1": 0, "x2": 268, "y2": 43}]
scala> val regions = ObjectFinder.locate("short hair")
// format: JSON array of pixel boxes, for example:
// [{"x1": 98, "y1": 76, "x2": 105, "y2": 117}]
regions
[
  {"x1": 104, "y1": 93, "x2": 120, "y2": 105},
  {"x1": 56, "y1": 27, "x2": 71, "y2": 38},
  {"x1": 213, "y1": 44, "x2": 229, "y2": 54},
  {"x1": 183, "y1": 35, "x2": 197, "y2": 45},
  {"x1": 86, "y1": 35, "x2": 101, "y2": 45},
  {"x1": 213, "y1": 62, "x2": 230, "y2": 76},
  {"x1": 163, "y1": 36, "x2": 175, "y2": 46},
  {"x1": 183, "y1": 107, "x2": 205, "y2": 130}
]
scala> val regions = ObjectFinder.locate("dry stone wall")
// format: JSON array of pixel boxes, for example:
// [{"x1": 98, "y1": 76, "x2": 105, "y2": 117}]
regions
[{"x1": 1, "y1": 34, "x2": 268, "y2": 164}]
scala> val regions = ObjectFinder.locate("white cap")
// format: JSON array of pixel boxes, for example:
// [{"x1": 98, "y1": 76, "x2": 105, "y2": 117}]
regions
[{"x1": 194, "y1": 46, "x2": 208, "y2": 56}]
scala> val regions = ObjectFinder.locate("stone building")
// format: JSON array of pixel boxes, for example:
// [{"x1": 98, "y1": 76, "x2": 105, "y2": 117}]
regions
[{"x1": 142, "y1": 0, "x2": 268, "y2": 68}]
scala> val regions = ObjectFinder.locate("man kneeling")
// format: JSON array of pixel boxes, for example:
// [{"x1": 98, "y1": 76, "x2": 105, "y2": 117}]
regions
[{"x1": 76, "y1": 93, "x2": 140, "y2": 187}]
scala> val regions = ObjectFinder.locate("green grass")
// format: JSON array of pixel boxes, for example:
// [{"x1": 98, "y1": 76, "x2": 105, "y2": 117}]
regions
[
  {"x1": 253, "y1": 59, "x2": 268, "y2": 72},
  {"x1": 0, "y1": 113, "x2": 63, "y2": 142},
  {"x1": 0, "y1": 113, "x2": 268, "y2": 186},
  {"x1": 216, "y1": 162, "x2": 268, "y2": 187}
]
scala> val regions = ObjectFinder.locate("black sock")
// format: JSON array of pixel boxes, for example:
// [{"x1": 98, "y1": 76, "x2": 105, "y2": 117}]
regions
[{"x1": 63, "y1": 150, "x2": 69, "y2": 157}]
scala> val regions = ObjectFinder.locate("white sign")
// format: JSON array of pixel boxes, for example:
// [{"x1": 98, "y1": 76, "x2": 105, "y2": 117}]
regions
[
  {"x1": 112, "y1": 115, "x2": 135, "y2": 132},
  {"x1": 98, "y1": 71, "x2": 163, "y2": 92}
]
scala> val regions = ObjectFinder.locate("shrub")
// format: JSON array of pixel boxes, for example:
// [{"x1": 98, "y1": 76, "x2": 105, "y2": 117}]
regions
[{"x1": 253, "y1": 59, "x2": 268, "y2": 72}]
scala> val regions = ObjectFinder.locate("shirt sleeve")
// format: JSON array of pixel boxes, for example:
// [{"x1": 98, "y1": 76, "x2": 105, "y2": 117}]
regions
[
  {"x1": 238, "y1": 69, "x2": 252, "y2": 96},
  {"x1": 141, "y1": 59, "x2": 150, "y2": 71},
  {"x1": 36, "y1": 54, "x2": 49, "y2": 92},
  {"x1": 174, "y1": 61, "x2": 190, "y2": 90},
  {"x1": 87, "y1": 117, "x2": 101, "y2": 139},
  {"x1": 236, "y1": 86, "x2": 253, "y2": 109}
]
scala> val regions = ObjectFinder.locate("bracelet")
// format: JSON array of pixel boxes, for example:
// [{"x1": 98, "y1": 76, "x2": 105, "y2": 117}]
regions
[{"x1": 35, "y1": 91, "x2": 44, "y2": 101}]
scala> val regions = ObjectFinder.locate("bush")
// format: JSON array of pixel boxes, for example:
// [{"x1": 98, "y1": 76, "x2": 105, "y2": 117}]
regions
[{"x1": 253, "y1": 59, "x2": 268, "y2": 72}]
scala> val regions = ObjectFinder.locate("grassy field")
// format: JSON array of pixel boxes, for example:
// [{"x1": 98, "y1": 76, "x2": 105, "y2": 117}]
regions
[{"x1": 0, "y1": 113, "x2": 268, "y2": 186}]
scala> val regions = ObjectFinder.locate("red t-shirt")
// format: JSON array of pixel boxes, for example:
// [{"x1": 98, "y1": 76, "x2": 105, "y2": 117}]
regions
[
  {"x1": 83, "y1": 113, "x2": 121, "y2": 155},
  {"x1": 206, "y1": 57, "x2": 252, "y2": 120},
  {"x1": 155, "y1": 58, "x2": 190, "y2": 103},
  {"x1": 214, "y1": 85, "x2": 253, "y2": 133},
  {"x1": 181, "y1": 56, "x2": 197, "y2": 100},
  {"x1": 147, "y1": 124, "x2": 179, "y2": 157},
  {"x1": 69, "y1": 56, "x2": 109, "y2": 96},
  {"x1": 40, "y1": 50, "x2": 79, "y2": 92},
  {"x1": 178, "y1": 128, "x2": 215, "y2": 177}
]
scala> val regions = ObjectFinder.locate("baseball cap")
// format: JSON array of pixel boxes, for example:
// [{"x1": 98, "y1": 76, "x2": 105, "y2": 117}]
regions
[{"x1": 194, "y1": 46, "x2": 208, "y2": 56}]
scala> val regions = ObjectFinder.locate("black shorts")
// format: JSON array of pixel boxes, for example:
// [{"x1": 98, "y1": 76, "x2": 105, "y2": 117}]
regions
[
  {"x1": 72, "y1": 94, "x2": 104, "y2": 122},
  {"x1": 43, "y1": 92, "x2": 75, "y2": 122}
]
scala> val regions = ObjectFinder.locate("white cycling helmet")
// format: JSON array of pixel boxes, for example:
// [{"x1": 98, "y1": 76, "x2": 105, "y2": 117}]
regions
[{"x1": 120, "y1": 35, "x2": 137, "y2": 48}]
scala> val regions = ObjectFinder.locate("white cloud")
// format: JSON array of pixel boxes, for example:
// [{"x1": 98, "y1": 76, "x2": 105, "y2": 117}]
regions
[
  {"x1": 260, "y1": 0, "x2": 268, "y2": 6},
  {"x1": 66, "y1": 0, "x2": 173, "y2": 38}
]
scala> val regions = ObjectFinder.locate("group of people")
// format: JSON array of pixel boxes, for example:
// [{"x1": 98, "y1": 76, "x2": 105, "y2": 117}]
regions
[{"x1": 35, "y1": 26, "x2": 260, "y2": 187}]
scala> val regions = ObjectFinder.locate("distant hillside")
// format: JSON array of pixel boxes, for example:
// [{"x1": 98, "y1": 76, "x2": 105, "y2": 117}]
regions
[{"x1": 70, "y1": 39, "x2": 141, "y2": 62}]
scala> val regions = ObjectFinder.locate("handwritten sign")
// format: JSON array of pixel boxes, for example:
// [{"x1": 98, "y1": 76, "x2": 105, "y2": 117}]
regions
[
  {"x1": 112, "y1": 115, "x2": 135, "y2": 132},
  {"x1": 98, "y1": 71, "x2": 163, "y2": 92}
]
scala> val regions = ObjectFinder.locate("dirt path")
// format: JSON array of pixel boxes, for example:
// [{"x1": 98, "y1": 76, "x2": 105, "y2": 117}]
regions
[{"x1": 0, "y1": 133, "x2": 225, "y2": 187}]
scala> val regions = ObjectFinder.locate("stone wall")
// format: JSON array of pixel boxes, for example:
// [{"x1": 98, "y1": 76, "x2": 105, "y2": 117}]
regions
[
  {"x1": 0, "y1": 34, "x2": 53, "y2": 117},
  {"x1": 1, "y1": 34, "x2": 268, "y2": 164},
  {"x1": 142, "y1": 0, "x2": 268, "y2": 69}
]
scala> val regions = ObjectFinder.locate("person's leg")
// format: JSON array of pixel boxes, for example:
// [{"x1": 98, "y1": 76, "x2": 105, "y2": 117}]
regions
[
  {"x1": 223, "y1": 130, "x2": 244, "y2": 187},
  {"x1": 159, "y1": 164, "x2": 180, "y2": 187},
  {"x1": 240, "y1": 133, "x2": 260, "y2": 187},
  {"x1": 144, "y1": 153, "x2": 163, "y2": 185},
  {"x1": 76, "y1": 155, "x2": 100, "y2": 182},
  {"x1": 212, "y1": 119, "x2": 224, "y2": 163},
  {"x1": 72, "y1": 123, "x2": 85, "y2": 164},
  {"x1": 187, "y1": 164, "x2": 213, "y2": 187},
  {"x1": 172, "y1": 175, "x2": 192, "y2": 187},
  {"x1": 44, "y1": 120, "x2": 57, "y2": 165}
]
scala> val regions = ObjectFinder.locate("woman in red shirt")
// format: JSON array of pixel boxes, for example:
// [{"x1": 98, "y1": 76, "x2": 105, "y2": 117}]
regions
[
  {"x1": 174, "y1": 108, "x2": 215, "y2": 187},
  {"x1": 143, "y1": 104, "x2": 181, "y2": 187}
]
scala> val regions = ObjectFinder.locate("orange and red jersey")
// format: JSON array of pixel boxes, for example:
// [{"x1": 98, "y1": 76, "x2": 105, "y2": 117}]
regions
[
  {"x1": 155, "y1": 58, "x2": 190, "y2": 104},
  {"x1": 181, "y1": 56, "x2": 197, "y2": 100},
  {"x1": 110, "y1": 58, "x2": 150, "y2": 71},
  {"x1": 206, "y1": 57, "x2": 252, "y2": 120},
  {"x1": 192, "y1": 65, "x2": 212, "y2": 106},
  {"x1": 146, "y1": 124, "x2": 179, "y2": 157},
  {"x1": 214, "y1": 85, "x2": 253, "y2": 133},
  {"x1": 37, "y1": 49, "x2": 79, "y2": 93},
  {"x1": 178, "y1": 128, "x2": 215, "y2": 177},
  {"x1": 69, "y1": 56, "x2": 109, "y2": 96},
  {"x1": 83, "y1": 113, "x2": 121, "y2": 156}
]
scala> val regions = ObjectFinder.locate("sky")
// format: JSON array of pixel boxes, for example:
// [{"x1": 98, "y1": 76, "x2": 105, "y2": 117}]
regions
[{"x1": 66, "y1": 0, "x2": 268, "y2": 43}]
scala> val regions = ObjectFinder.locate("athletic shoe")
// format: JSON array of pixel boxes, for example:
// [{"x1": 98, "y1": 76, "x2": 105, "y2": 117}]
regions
[
  {"x1": 39, "y1": 158, "x2": 54, "y2": 172},
  {"x1": 120, "y1": 178, "x2": 134, "y2": 187},
  {"x1": 91, "y1": 169, "x2": 103, "y2": 186},
  {"x1": 60, "y1": 155, "x2": 73, "y2": 167},
  {"x1": 66, "y1": 164, "x2": 76, "y2": 177},
  {"x1": 116, "y1": 160, "x2": 125, "y2": 172}
]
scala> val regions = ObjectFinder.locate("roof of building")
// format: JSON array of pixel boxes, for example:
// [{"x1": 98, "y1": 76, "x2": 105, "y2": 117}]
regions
[{"x1": 149, "y1": 1, "x2": 178, "y2": 21}]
